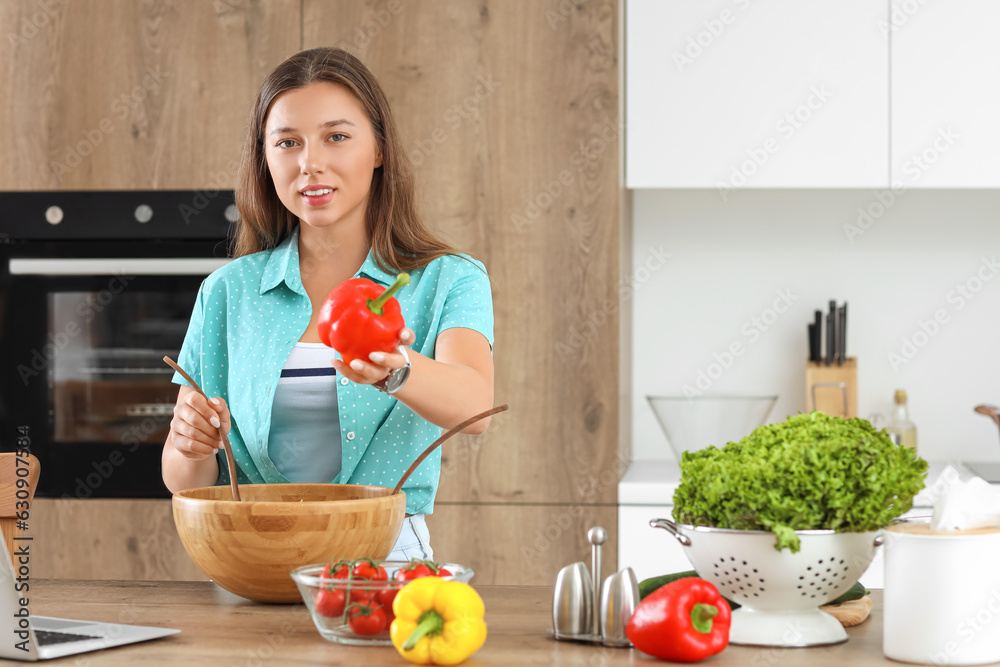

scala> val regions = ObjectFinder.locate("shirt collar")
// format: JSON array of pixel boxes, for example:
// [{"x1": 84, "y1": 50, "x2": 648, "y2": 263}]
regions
[
  {"x1": 259, "y1": 226, "x2": 305, "y2": 296},
  {"x1": 356, "y1": 249, "x2": 397, "y2": 286},
  {"x1": 259, "y1": 224, "x2": 399, "y2": 294}
]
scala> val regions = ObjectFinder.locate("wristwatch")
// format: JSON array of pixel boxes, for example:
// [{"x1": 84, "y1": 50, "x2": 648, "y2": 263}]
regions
[{"x1": 373, "y1": 345, "x2": 411, "y2": 394}]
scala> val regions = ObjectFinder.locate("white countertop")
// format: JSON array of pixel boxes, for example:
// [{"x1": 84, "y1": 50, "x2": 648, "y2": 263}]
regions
[{"x1": 618, "y1": 459, "x2": 986, "y2": 507}]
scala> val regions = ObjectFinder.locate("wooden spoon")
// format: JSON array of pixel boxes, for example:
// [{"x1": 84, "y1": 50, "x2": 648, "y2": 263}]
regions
[
  {"x1": 163, "y1": 356, "x2": 242, "y2": 502},
  {"x1": 392, "y1": 404, "x2": 509, "y2": 495}
]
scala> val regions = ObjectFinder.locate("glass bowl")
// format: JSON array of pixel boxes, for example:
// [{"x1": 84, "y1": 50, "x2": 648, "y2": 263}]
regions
[
  {"x1": 647, "y1": 395, "x2": 777, "y2": 457},
  {"x1": 290, "y1": 561, "x2": 474, "y2": 646}
]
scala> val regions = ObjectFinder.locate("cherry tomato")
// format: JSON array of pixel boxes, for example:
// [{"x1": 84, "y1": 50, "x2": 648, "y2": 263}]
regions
[
  {"x1": 348, "y1": 587, "x2": 375, "y2": 604},
  {"x1": 375, "y1": 587, "x2": 398, "y2": 610},
  {"x1": 395, "y1": 560, "x2": 452, "y2": 581},
  {"x1": 347, "y1": 603, "x2": 387, "y2": 636},
  {"x1": 395, "y1": 562, "x2": 434, "y2": 582},
  {"x1": 320, "y1": 560, "x2": 351, "y2": 580},
  {"x1": 314, "y1": 587, "x2": 346, "y2": 617},
  {"x1": 352, "y1": 558, "x2": 388, "y2": 581}
]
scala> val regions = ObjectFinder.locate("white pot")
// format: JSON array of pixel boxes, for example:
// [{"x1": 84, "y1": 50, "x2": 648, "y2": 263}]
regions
[{"x1": 883, "y1": 521, "x2": 1000, "y2": 665}]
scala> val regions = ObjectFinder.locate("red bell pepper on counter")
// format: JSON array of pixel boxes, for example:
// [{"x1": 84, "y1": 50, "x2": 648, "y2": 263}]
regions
[
  {"x1": 626, "y1": 577, "x2": 731, "y2": 663},
  {"x1": 317, "y1": 272, "x2": 409, "y2": 365}
]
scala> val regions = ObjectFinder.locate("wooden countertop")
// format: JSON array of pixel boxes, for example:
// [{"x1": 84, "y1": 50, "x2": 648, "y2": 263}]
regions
[{"x1": 0, "y1": 581, "x2": 948, "y2": 665}]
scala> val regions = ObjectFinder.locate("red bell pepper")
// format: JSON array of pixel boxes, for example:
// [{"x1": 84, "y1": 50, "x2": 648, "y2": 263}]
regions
[
  {"x1": 317, "y1": 272, "x2": 409, "y2": 365},
  {"x1": 626, "y1": 577, "x2": 731, "y2": 663}
]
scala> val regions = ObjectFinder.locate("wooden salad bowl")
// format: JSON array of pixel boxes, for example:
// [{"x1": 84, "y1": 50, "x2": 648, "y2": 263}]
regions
[{"x1": 172, "y1": 483, "x2": 406, "y2": 603}]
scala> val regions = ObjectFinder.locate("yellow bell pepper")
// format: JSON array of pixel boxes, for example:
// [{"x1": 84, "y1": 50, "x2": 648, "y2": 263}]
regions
[{"x1": 390, "y1": 576, "x2": 487, "y2": 665}]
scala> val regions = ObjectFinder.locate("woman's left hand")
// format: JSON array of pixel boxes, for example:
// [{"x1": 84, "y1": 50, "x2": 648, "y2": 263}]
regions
[{"x1": 332, "y1": 327, "x2": 414, "y2": 385}]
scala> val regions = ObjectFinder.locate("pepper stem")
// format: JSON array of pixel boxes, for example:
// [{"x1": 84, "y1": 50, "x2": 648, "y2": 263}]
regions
[
  {"x1": 367, "y1": 273, "x2": 410, "y2": 316},
  {"x1": 690, "y1": 603, "x2": 718, "y2": 634},
  {"x1": 402, "y1": 609, "x2": 444, "y2": 651}
]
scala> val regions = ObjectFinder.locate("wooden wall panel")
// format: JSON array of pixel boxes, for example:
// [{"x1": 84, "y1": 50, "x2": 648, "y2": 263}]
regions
[
  {"x1": 4, "y1": 0, "x2": 623, "y2": 587},
  {"x1": 426, "y1": 503, "x2": 617, "y2": 587},
  {"x1": 0, "y1": 0, "x2": 299, "y2": 190},
  {"x1": 31, "y1": 499, "x2": 206, "y2": 581},
  {"x1": 303, "y1": 0, "x2": 622, "y2": 506}
]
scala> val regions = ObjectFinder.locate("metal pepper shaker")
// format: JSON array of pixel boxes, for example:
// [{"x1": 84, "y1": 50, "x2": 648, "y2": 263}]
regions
[{"x1": 587, "y1": 526, "x2": 607, "y2": 638}]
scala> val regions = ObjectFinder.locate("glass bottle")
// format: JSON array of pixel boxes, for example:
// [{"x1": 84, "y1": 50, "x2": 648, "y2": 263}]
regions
[{"x1": 886, "y1": 389, "x2": 917, "y2": 450}]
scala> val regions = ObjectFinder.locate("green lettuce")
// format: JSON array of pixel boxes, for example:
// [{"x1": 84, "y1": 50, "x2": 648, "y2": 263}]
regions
[{"x1": 671, "y1": 411, "x2": 928, "y2": 552}]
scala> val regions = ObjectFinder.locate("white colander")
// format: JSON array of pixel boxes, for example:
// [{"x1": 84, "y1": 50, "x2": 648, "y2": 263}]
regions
[{"x1": 651, "y1": 518, "x2": 883, "y2": 647}]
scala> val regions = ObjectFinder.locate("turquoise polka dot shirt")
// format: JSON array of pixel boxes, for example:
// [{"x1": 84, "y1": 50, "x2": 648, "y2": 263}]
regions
[{"x1": 171, "y1": 224, "x2": 494, "y2": 515}]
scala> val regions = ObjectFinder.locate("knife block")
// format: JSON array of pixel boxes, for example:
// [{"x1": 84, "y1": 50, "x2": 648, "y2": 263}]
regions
[{"x1": 805, "y1": 358, "x2": 857, "y2": 417}]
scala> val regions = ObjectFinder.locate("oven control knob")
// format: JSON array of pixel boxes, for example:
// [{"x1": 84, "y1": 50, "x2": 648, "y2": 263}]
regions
[
  {"x1": 45, "y1": 205, "x2": 63, "y2": 225},
  {"x1": 134, "y1": 204, "x2": 154, "y2": 223},
  {"x1": 224, "y1": 204, "x2": 239, "y2": 224}
]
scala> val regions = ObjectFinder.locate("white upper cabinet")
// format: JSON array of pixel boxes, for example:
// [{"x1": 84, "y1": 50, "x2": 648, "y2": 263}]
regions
[
  {"x1": 891, "y1": 0, "x2": 1000, "y2": 187},
  {"x1": 626, "y1": 0, "x2": 889, "y2": 190}
]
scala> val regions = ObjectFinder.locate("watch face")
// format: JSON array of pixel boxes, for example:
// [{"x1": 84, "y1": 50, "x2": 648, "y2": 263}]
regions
[{"x1": 387, "y1": 365, "x2": 411, "y2": 393}]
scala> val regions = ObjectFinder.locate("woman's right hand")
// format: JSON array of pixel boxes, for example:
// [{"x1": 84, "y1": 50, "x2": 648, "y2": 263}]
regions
[{"x1": 169, "y1": 385, "x2": 231, "y2": 461}]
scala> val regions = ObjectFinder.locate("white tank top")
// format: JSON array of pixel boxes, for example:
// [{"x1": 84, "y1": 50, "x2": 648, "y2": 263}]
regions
[{"x1": 266, "y1": 342, "x2": 342, "y2": 483}]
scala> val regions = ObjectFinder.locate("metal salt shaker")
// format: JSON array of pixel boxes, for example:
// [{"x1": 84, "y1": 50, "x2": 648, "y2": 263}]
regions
[{"x1": 588, "y1": 526, "x2": 606, "y2": 638}]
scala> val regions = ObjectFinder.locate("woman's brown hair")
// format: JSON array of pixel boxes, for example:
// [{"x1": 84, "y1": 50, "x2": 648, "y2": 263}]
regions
[{"x1": 233, "y1": 47, "x2": 456, "y2": 272}]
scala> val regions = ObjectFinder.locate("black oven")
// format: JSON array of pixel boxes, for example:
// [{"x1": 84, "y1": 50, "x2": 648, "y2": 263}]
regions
[{"x1": 0, "y1": 191, "x2": 234, "y2": 498}]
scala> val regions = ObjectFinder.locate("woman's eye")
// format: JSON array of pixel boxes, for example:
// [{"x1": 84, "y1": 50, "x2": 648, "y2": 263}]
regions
[
  {"x1": 329, "y1": 133, "x2": 348, "y2": 142},
  {"x1": 276, "y1": 139, "x2": 297, "y2": 149}
]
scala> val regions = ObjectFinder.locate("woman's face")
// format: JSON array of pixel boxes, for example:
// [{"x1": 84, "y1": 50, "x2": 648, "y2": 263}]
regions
[{"x1": 264, "y1": 82, "x2": 382, "y2": 234}]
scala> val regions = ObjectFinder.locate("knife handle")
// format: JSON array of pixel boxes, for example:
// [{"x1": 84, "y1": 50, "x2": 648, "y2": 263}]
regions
[{"x1": 808, "y1": 323, "x2": 818, "y2": 362}]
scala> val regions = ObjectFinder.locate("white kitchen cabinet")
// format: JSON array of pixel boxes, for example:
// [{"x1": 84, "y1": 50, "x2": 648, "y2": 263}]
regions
[
  {"x1": 890, "y1": 0, "x2": 1000, "y2": 187},
  {"x1": 626, "y1": 0, "x2": 888, "y2": 189},
  {"x1": 618, "y1": 504, "x2": 691, "y2": 583}
]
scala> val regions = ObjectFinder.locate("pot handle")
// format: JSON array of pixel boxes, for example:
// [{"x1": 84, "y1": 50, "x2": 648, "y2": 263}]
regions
[{"x1": 649, "y1": 518, "x2": 691, "y2": 547}]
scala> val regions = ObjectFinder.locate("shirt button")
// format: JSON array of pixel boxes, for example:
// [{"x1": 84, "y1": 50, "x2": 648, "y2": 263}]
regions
[
  {"x1": 340, "y1": 377, "x2": 349, "y2": 386},
  {"x1": 346, "y1": 431, "x2": 356, "y2": 441}
]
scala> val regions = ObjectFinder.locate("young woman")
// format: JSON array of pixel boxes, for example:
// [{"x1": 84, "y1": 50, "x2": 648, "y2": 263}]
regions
[{"x1": 161, "y1": 47, "x2": 495, "y2": 561}]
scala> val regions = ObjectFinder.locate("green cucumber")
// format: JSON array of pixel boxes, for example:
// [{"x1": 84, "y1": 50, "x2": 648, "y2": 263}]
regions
[
  {"x1": 637, "y1": 571, "x2": 741, "y2": 610},
  {"x1": 637, "y1": 570, "x2": 700, "y2": 599},
  {"x1": 825, "y1": 581, "x2": 868, "y2": 606}
]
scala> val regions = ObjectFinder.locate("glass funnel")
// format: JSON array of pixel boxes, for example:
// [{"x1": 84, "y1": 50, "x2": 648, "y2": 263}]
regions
[{"x1": 647, "y1": 395, "x2": 778, "y2": 458}]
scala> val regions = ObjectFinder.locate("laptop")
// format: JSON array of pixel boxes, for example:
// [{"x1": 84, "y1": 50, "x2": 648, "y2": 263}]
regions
[{"x1": 0, "y1": 541, "x2": 179, "y2": 661}]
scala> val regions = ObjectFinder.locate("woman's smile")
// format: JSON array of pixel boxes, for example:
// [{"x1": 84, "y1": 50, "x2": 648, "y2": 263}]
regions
[{"x1": 300, "y1": 184, "x2": 336, "y2": 206}]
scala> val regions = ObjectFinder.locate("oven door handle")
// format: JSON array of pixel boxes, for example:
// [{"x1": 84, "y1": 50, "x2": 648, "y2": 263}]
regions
[{"x1": 8, "y1": 258, "x2": 231, "y2": 276}]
